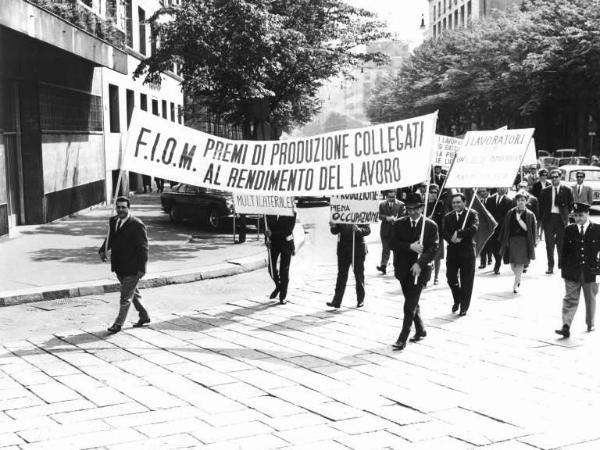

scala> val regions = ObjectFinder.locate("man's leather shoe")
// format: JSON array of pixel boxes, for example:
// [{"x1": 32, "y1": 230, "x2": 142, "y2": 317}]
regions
[
  {"x1": 459, "y1": 310, "x2": 467, "y2": 316},
  {"x1": 478, "y1": 264, "x2": 486, "y2": 269},
  {"x1": 356, "y1": 300, "x2": 364, "y2": 308},
  {"x1": 409, "y1": 331, "x2": 427, "y2": 342},
  {"x1": 392, "y1": 340, "x2": 406, "y2": 350},
  {"x1": 269, "y1": 287, "x2": 280, "y2": 299},
  {"x1": 376, "y1": 265, "x2": 386, "y2": 275},
  {"x1": 132, "y1": 318, "x2": 150, "y2": 328},
  {"x1": 588, "y1": 325, "x2": 595, "y2": 332},
  {"x1": 107, "y1": 324, "x2": 121, "y2": 334},
  {"x1": 279, "y1": 299, "x2": 287, "y2": 305},
  {"x1": 326, "y1": 301, "x2": 340, "y2": 309},
  {"x1": 555, "y1": 325, "x2": 570, "y2": 338},
  {"x1": 546, "y1": 269, "x2": 554, "y2": 275},
  {"x1": 452, "y1": 303, "x2": 459, "y2": 313},
  {"x1": 493, "y1": 269, "x2": 500, "y2": 275}
]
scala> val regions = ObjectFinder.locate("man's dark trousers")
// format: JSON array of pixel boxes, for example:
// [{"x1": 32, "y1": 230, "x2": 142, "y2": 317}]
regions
[
  {"x1": 397, "y1": 274, "x2": 425, "y2": 343},
  {"x1": 269, "y1": 245, "x2": 292, "y2": 297},
  {"x1": 545, "y1": 213, "x2": 565, "y2": 269},
  {"x1": 446, "y1": 253, "x2": 476, "y2": 312},
  {"x1": 332, "y1": 247, "x2": 365, "y2": 305}
]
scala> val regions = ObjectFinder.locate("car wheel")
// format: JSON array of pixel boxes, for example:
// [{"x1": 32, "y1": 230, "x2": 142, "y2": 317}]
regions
[
  {"x1": 206, "y1": 207, "x2": 220, "y2": 231},
  {"x1": 169, "y1": 205, "x2": 183, "y2": 223}
]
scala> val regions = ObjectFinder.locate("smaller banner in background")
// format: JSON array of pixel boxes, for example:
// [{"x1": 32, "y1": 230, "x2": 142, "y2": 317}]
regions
[
  {"x1": 433, "y1": 134, "x2": 462, "y2": 169},
  {"x1": 330, "y1": 192, "x2": 379, "y2": 224},
  {"x1": 233, "y1": 194, "x2": 295, "y2": 216}
]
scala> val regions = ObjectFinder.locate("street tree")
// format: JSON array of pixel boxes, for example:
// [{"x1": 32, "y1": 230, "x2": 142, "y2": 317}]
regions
[
  {"x1": 134, "y1": 0, "x2": 389, "y2": 139},
  {"x1": 367, "y1": 0, "x2": 600, "y2": 135}
]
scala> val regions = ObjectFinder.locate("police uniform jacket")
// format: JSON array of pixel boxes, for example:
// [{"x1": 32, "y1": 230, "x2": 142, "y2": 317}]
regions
[
  {"x1": 99, "y1": 215, "x2": 148, "y2": 276},
  {"x1": 391, "y1": 216, "x2": 438, "y2": 283},
  {"x1": 561, "y1": 222, "x2": 600, "y2": 283},
  {"x1": 266, "y1": 213, "x2": 296, "y2": 254},
  {"x1": 442, "y1": 209, "x2": 479, "y2": 258}
]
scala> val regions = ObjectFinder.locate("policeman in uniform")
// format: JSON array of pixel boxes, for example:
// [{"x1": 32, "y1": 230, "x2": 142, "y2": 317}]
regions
[
  {"x1": 391, "y1": 193, "x2": 439, "y2": 350},
  {"x1": 555, "y1": 202, "x2": 600, "y2": 337}
]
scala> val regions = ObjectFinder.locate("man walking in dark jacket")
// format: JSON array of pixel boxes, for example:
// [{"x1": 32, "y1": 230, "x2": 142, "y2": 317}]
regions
[
  {"x1": 391, "y1": 193, "x2": 439, "y2": 350},
  {"x1": 265, "y1": 213, "x2": 297, "y2": 304},
  {"x1": 99, "y1": 197, "x2": 150, "y2": 333}
]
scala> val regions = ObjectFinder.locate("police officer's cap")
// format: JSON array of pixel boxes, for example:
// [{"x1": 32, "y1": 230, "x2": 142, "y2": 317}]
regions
[{"x1": 573, "y1": 202, "x2": 591, "y2": 213}]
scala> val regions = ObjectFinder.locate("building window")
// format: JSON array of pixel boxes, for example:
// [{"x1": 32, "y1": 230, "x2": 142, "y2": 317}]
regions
[
  {"x1": 140, "y1": 93, "x2": 147, "y2": 111},
  {"x1": 443, "y1": 18, "x2": 446, "y2": 30},
  {"x1": 433, "y1": 5, "x2": 436, "y2": 20},
  {"x1": 454, "y1": 10, "x2": 459, "y2": 28},
  {"x1": 170, "y1": 102, "x2": 175, "y2": 122},
  {"x1": 177, "y1": 105, "x2": 183, "y2": 124},
  {"x1": 125, "y1": 0, "x2": 133, "y2": 47},
  {"x1": 151, "y1": 23, "x2": 157, "y2": 56},
  {"x1": 461, "y1": 5, "x2": 465, "y2": 26},
  {"x1": 126, "y1": 89, "x2": 134, "y2": 126},
  {"x1": 138, "y1": 7, "x2": 146, "y2": 55},
  {"x1": 152, "y1": 99, "x2": 159, "y2": 116},
  {"x1": 162, "y1": 100, "x2": 167, "y2": 118},
  {"x1": 438, "y1": 1, "x2": 441, "y2": 17},
  {"x1": 108, "y1": 84, "x2": 120, "y2": 133},
  {"x1": 448, "y1": 15, "x2": 452, "y2": 29}
]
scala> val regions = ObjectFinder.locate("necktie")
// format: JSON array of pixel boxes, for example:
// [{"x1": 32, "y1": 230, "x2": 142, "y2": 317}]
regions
[
  {"x1": 580, "y1": 225, "x2": 584, "y2": 236},
  {"x1": 554, "y1": 188, "x2": 558, "y2": 206},
  {"x1": 497, "y1": 196, "x2": 500, "y2": 207},
  {"x1": 578, "y1": 185, "x2": 581, "y2": 196},
  {"x1": 411, "y1": 220, "x2": 416, "y2": 230},
  {"x1": 116, "y1": 219, "x2": 122, "y2": 232}
]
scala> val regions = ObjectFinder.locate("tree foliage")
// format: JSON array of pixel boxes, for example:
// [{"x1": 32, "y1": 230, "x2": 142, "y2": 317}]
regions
[
  {"x1": 134, "y1": 0, "x2": 389, "y2": 138},
  {"x1": 367, "y1": 0, "x2": 600, "y2": 135}
]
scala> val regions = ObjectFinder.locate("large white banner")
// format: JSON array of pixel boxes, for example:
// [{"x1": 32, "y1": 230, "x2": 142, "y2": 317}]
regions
[
  {"x1": 330, "y1": 193, "x2": 379, "y2": 224},
  {"x1": 122, "y1": 109, "x2": 438, "y2": 195},
  {"x1": 233, "y1": 194, "x2": 295, "y2": 216},
  {"x1": 445, "y1": 129, "x2": 535, "y2": 188},
  {"x1": 433, "y1": 134, "x2": 462, "y2": 169}
]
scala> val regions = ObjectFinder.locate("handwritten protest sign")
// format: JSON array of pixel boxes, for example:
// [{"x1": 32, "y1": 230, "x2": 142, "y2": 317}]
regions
[
  {"x1": 330, "y1": 192, "x2": 379, "y2": 224},
  {"x1": 433, "y1": 134, "x2": 462, "y2": 169},
  {"x1": 122, "y1": 109, "x2": 438, "y2": 195},
  {"x1": 444, "y1": 128, "x2": 534, "y2": 188},
  {"x1": 233, "y1": 194, "x2": 295, "y2": 216}
]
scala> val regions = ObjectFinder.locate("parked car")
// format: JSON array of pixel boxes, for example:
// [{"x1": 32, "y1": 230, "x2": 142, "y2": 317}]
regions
[
  {"x1": 557, "y1": 157, "x2": 575, "y2": 167},
  {"x1": 295, "y1": 196, "x2": 330, "y2": 207},
  {"x1": 554, "y1": 148, "x2": 577, "y2": 158},
  {"x1": 160, "y1": 184, "x2": 235, "y2": 230},
  {"x1": 559, "y1": 165, "x2": 600, "y2": 205},
  {"x1": 538, "y1": 156, "x2": 558, "y2": 169},
  {"x1": 537, "y1": 150, "x2": 551, "y2": 158},
  {"x1": 568, "y1": 156, "x2": 589, "y2": 166}
]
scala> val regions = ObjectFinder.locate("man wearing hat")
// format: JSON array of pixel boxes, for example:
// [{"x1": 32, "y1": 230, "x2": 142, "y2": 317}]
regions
[
  {"x1": 485, "y1": 187, "x2": 513, "y2": 274},
  {"x1": 540, "y1": 169, "x2": 574, "y2": 274},
  {"x1": 390, "y1": 193, "x2": 439, "y2": 350},
  {"x1": 555, "y1": 202, "x2": 600, "y2": 337},
  {"x1": 571, "y1": 171, "x2": 594, "y2": 205},
  {"x1": 377, "y1": 190, "x2": 405, "y2": 275},
  {"x1": 431, "y1": 165, "x2": 446, "y2": 188},
  {"x1": 443, "y1": 192, "x2": 479, "y2": 315}
]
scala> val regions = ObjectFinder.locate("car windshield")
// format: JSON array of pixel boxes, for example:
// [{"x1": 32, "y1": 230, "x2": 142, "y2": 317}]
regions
[{"x1": 568, "y1": 170, "x2": 600, "y2": 182}]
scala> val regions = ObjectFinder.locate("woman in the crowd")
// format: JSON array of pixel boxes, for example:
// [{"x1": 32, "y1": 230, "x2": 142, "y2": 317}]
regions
[{"x1": 499, "y1": 190, "x2": 537, "y2": 293}]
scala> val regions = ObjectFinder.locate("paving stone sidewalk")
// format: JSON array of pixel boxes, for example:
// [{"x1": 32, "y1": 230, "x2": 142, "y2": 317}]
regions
[{"x1": 1, "y1": 249, "x2": 599, "y2": 450}]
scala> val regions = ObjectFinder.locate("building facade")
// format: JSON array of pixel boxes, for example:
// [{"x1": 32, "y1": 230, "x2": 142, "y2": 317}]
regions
[
  {"x1": 428, "y1": 0, "x2": 522, "y2": 38},
  {"x1": 0, "y1": 0, "x2": 183, "y2": 237}
]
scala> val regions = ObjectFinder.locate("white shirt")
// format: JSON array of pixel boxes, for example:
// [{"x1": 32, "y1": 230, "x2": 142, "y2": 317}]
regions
[{"x1": 551, "y1": 185, "x2": 560, "y2": 214}]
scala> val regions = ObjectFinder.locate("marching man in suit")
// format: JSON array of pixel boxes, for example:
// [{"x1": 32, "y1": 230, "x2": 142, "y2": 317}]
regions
[
  {"x1": 540, "y1": 169, "x2": 574, "y2": 274},
  {"x1": 391, "y1": 193, "x2": 438, "y2": 350},
  {"x1": 443, "y1": 192, "x2": 479, "y2": 316},
  {"x1": 571, "y1": 171, "x2": 594, "y2": 205},
  {"x1": 485, "y1": 187, "x2": 513, "y2": 274},
  {"x1": 265, "y1": 212, "x2": 297, "y2": 304},
  {"x1": 377, "y1": 190, "x2": 405, "y2": 275},
  {"x1": 99, "y1": 196, "x2": 150, "y2": 334},
  {"x1": 555, "y1": 202, "x2": 600, "y2": 338}
]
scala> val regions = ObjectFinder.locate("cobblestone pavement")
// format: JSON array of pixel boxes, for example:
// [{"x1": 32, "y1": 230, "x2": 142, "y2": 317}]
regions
[{"x1": 1, "y1": 253, "x2": 599, "y2": 450}]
